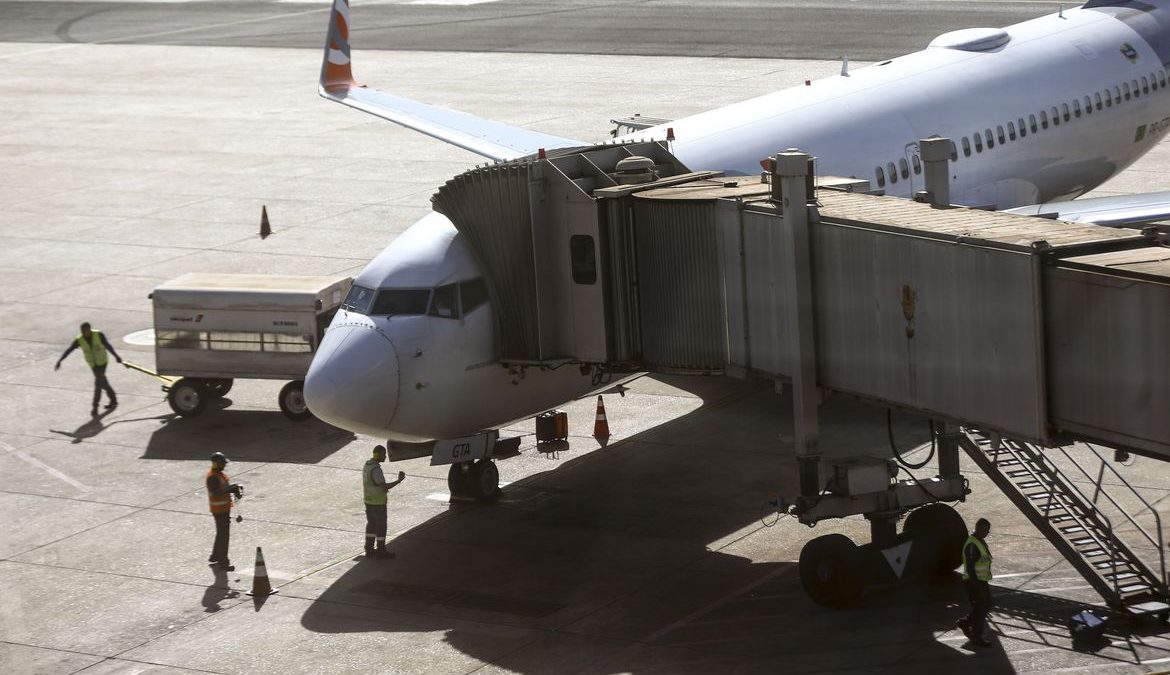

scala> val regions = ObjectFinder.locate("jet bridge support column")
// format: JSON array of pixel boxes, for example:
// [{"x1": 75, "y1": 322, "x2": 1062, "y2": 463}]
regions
[{"x1": 773, "y1": 150, "x2": 821, "y2": 498}]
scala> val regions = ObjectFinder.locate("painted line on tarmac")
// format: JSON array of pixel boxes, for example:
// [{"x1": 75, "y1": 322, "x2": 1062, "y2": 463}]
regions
[{"x1": 0, "y1": 439, "x2": 91, "y2": 493}]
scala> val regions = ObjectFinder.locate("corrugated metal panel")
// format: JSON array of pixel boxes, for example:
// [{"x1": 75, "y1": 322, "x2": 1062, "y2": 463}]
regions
[
  {"x1": 1046, "y1": 265, "x2": 1170, "y2": 454},
  {"x1": 740, "y1": 208, "x2": 789, "y2": 376},
  {"x1": 633, "y1": 200, "x2": 727, "y2": 371},
  {"x1": 604, "y1": 199, "x2": 641, "y2": 363},
  {"x1": 432, "y1": 164, "x2": 538, "y2": 361}
]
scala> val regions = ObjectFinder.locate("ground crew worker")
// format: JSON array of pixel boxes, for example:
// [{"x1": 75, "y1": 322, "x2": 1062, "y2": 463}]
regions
[
  {"x1": 207, "y1": 452, "x2": 242, "y2": 571},
  {"x1": 957, "y1": 517, "x2": 994, "y2": 648},
  {"x1": 55, "y1": 322, "x2": 122, "y2": 417},
  {"x1": 363, "y1": 446, "x2": 405, "y2": 559}
]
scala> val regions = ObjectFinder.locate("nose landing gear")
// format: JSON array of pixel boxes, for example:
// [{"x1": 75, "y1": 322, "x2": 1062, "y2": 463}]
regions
[{"x1": 448, "y1": 459, "x2": 500, "y2": 501}]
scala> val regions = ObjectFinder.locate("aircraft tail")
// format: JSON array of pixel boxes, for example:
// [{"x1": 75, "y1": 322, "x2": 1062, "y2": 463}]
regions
[{"x1": 317, "y1": 0, "x2": 586, "y2": 161}]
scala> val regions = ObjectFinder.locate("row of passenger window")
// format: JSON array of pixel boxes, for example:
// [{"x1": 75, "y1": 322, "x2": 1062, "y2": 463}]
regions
[
  {"x1": 342, "y1": 277, "x2": 489, "y2": 319},
  {"x1": 873, "y1": 68, "x2": 1169, "y2": 189}
]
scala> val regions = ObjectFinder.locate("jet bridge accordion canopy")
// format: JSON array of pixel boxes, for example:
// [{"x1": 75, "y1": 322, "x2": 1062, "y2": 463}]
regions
[{"x1": 431, "y1": 141, "x2": 697, "y2": 366}]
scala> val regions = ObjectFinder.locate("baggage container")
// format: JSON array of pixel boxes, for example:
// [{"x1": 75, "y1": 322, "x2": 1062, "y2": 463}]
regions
[
  {"x1": 147, "y1": 273, "x2": 352, "y2": 420},
  {"x1": 536, "y1": 410, "x2": 569, "y2": 442}
]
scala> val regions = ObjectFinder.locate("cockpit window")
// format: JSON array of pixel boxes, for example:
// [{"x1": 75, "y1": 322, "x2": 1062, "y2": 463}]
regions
[
  {"x1": 342, "y1": 285, "x2": 376, "y2": 313},
  {"x1": 461, "y1": 278, "x2": 488, "y2": 314},
  {"x1": 371, "y1": 289, "x2": 430, "y2": 316},
  {"x1": 429, "y1": 284, "x2": 458, "y2": 319}
]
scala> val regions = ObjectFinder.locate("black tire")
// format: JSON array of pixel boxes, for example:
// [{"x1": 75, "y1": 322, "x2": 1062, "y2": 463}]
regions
[
  {"x1": 448, "y1": 462, "x2": 471, "y2": 499},
  {"x1": 278, "y1": 380, "x2": 311, "y2": 421},
  {"x1": 799, "y1": 534, "x2": 863, "y2": 608},
  {"x1": 903, "y1": 503, "x2": 967, "y2": 579},
  {"x1": 469, "y1": 459, "x2": 500, "y2": 501},
  {"x1": 167, "y1": 378, "x2": 206, "y2": 418},
  {"x1": 206, "y1": 378, "x2": 233, "y2": 399}
]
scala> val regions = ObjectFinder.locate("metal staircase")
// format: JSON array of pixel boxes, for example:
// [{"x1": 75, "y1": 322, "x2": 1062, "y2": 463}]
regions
[{"x1": 961, "y1": 430, "x2": 1170, "y2": 618}]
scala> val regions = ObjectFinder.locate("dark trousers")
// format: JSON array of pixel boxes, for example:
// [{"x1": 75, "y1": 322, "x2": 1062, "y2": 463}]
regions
[
  {"x1": 365, "y1": 503, "x2": 387, "y2": 550},
  {"x1": 211, "y1": 512, "x2": 231, "y2": 563},
  {"x1": 91, "y1": 364, "x2": 116, "y2": 408},
  {"x1": 963, "y1": 579, "x2": 992, "y2": 639}
]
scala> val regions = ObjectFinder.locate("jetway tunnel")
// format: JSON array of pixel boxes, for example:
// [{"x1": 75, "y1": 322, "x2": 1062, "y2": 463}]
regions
[
  {"x1": 431, "y1": 140, "x2": 1170, "y2": 611},
  {"x1": 432, "y1": 141, "x2": 1170, "y2": 460}
]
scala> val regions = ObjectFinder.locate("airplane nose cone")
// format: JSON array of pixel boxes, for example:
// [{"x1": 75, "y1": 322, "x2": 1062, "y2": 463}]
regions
[{"x1": 305, "y1": 323, "x2": 399, "y2": 436}]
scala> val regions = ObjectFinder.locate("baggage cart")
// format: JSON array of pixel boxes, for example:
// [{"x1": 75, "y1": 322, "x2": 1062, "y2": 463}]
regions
[{"x1": 144, "y1": 273, "x2": 352, "y2": 420}]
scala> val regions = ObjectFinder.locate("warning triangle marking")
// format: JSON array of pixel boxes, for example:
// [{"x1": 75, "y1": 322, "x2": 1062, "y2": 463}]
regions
[{"x1": 882, "y1": 541, "x2": 913, "y2": 580}]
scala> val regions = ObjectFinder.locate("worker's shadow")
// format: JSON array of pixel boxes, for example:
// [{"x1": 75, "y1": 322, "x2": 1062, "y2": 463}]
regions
[
  {"x1": 48, "y1": 408, "x2": 119, "y2": 444},
  {"x1": 201, "y1": 565, "x2": 240, "y2": 613}
]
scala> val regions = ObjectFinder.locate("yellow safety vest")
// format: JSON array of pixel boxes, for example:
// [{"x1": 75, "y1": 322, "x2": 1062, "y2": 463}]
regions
[
  {"x1": 363, "y1": 460, "x2": 387, "y2": 506},
  {"x1": 962, "y1": 535, "x2": 992, "y2": 581},
  {"x1": 77, "y1": 331, "x2": 108, "y2": 368}
]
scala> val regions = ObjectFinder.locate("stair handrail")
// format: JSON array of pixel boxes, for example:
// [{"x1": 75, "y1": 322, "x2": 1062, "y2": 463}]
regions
[
  {"x1": 989, "y1": 436, "x2": 1125, "y2": 602},
  {"x1": 1057, "y1": 443, "x2": 1167, "y2": 596},
  {"x1": 1006, "y1": 437, "x2": 1132, "y2": 598}
]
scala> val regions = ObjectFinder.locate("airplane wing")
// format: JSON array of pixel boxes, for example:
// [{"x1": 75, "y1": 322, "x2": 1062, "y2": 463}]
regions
[
  {"x1": 1004, "y1": 191, "x2": 1170, "y2": 228},
  {"x1": 318, "y1": 0, "x2": 587, "y2": 162}
]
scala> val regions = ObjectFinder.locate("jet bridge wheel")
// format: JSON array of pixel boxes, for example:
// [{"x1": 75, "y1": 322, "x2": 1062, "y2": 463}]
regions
[
  {"x1": 902, "y1": 503, "x2": 967, "y2": 580},
  {"x1": 167, "y1": 378, "x2": 206, "y2": 418},
  {"x1": 278, "y1": 380, "x2": 311, "y2": 421},
  {"x1": 799, "y1": 534, "x2": 863, "y2": 608}
]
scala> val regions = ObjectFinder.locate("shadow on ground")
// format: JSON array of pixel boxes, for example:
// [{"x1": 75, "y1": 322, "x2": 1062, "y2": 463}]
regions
[
  {"x1": 144, "y1": 404, "x2": 354, "y2": 464},
  {"x1": 296, "y1": 375, "x2": 1032, "y2": 673}
]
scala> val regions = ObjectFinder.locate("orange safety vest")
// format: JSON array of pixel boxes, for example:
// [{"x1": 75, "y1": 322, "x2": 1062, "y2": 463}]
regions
[{"x1": 207, "y1": 470, "x2": 232, "y2": 513}]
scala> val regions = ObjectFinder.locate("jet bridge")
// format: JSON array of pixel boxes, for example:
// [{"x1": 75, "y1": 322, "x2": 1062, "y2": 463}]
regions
[{"x1": 431, "y1": 140, "x2": 1170, "y2": 612}]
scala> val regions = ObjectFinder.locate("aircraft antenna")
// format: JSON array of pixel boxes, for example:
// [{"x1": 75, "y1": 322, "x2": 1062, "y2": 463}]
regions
[{"x1": 841, "y1": 57, "x2": 850, "y2": 77}]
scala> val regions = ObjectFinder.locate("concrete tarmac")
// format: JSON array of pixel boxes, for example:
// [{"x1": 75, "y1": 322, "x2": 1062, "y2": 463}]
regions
[
  {"x1": 0, "y1": 0, "x2": 1057, "y2": 60},
  {"x1": 3, "y1": 2, "x2": 1170, "y2": 674}
]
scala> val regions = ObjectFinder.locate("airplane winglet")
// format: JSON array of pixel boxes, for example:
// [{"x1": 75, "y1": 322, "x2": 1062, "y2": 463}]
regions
[
  {"x1": 320, "y1": 0, "x2": 358, "y2": 93},
  {"x1": 316, "y1": 0, "x2": 586, "y2": 161}
]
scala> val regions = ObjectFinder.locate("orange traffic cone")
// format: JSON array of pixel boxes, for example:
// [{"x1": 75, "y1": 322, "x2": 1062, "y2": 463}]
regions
[
  {"x1": 246, "y1": 546, "x2": 278, "y2": 597},
  {"x1": 259, "y1": 205, "x2": 271, "y2": 239},
  {"x1": 593, "y1": 395, "x2": 611, "y2": 443}
]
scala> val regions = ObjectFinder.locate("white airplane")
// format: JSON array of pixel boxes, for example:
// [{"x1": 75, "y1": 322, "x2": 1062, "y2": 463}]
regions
[{"x1": 304, "y1": 0, "x2": 1170, "y2": 490}]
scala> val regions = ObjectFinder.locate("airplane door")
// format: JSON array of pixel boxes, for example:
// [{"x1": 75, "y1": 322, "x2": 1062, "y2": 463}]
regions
[{"x1": 904, "y1": 142, "x2": 920, "y2": 195}]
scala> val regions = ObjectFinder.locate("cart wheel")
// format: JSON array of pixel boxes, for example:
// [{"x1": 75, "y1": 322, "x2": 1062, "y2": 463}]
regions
[
  {"x1": 167, "y1": 378, "x2": 206, "y2": 418},
  {"x1": 279, "y1": 380, "x2": 311, "y2": 421},
  {"x1": 206, "y1": 379, "x2": 233, "y2": 399}
]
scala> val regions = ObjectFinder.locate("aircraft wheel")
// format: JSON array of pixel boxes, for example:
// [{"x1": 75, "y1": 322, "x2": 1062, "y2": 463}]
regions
[
  {"x1": 167, "y1": 378, "x2": 206, "y2": 418},
  {"x1": 279, "y1": 380, "x2": 311, "y2": 421},
  {"x1": 206, "y1": 378, "x2": 233, "y2": 399},
  {"x1": 469, "y1": 459, "x2": 500, "y2": 501},
  {"x1": 799, "y1": 534, "x2": 863, "y2": 608},
  {"x1": 448, "y1": 462, "x2": 472, "y2": 499},
  {"x1": 903, "y1": 503, "x2": 967, "y2": 579}
]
